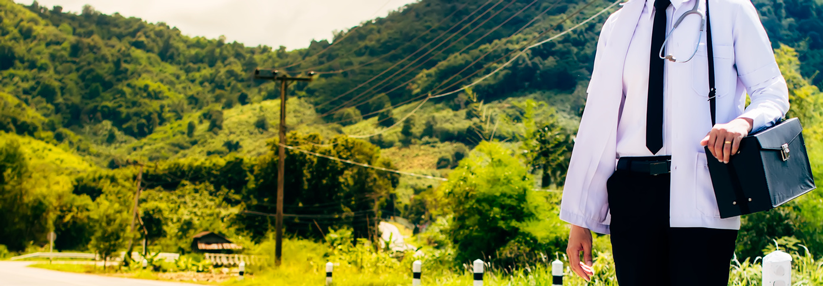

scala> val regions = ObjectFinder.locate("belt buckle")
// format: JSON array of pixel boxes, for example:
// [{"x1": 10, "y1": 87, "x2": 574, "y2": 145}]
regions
[{"x1": 649, "y1": 162, "x2": 668, "y2": 176}]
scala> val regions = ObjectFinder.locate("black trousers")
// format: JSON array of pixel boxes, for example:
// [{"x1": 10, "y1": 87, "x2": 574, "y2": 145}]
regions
[{"x1": 607, "y1": 169, "x2": 738, "y2": 286}]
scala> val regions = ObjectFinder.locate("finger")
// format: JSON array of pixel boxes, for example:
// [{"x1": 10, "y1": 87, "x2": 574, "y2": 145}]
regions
[
  {"x1": 580, "y1": 262, "x2": 594, "y2": 277},
  {"x1": 713, "y1": 130, "x2": 726, "y2": 161},
  {"x1": 568, "y1": 247, "x2": 584, "y2": 278},
  {"x1": 706, "y1": 129, "x2": 717, "y2": 158},
  {"x1": 731, "y1": 134, "x2": 742, "y2": 157},
  {"x1": 722, "y1": 135, "x2": 733, "y2": 163},
  {"x1": 580, "y1": 262, "x2": 594, "y2": 273},
  {"x1": 583, "y1": 241, "x2": 593, "y2": 266},
  {"x1": 700, "y1": 134, "x2": 710, "y2": 147}
]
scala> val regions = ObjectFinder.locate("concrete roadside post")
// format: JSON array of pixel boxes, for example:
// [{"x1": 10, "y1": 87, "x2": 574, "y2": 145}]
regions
[
  {"x1": 473, "y1": 259, "x2": 484, "y2": 286},
  {"x1": 552, "y1": 259, "x2": 564, "y2": 286},
  {"x1": 47, "y1": 232, "x2": 56, "y2": 264},
  {"x1": 142, "y1": 259, "x2": 148, "y2": 270},
  {"x1": 763, "y1": 250, "x2": 792, "y2": 286},
  {"x1": 326, "y1": 262, "x2": 333, "y2": 285},
  {"x1": 412, "y1": 260, "x2": 422, "y2": 286},
  {"x1": 238, "y1": 261, "x2": 245, "y2": 281}
]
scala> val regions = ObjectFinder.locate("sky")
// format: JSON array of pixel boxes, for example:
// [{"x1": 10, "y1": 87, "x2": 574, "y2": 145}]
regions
[{"x1": 15, "y1": 0, "x2": 419, "y2": 50}]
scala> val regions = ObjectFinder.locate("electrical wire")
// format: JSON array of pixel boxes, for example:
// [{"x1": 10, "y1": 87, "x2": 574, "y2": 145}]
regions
[
  {"x1": 330, "y1": 0, "x2": 617, "y2": 140},
  {"x1": 296, "y1": 3, "x2": 469, "y2": 75},
  {"x1": 313, "y1": 0, "x2": 502, "y2": 111},
  {"x1": 277, "y1": 0, "x2": 401, "y2": 70},
  {"x1": 319, "y1": 0, "x2": 519, "y2": 117},
  {"x1": 317, "y1": 0, "x2": 561, "y2": 126},
  {"x1": 280, "y1": 143, "x2": 447, "y2": 181},
  {"x1": 322, "y1": 0, "x2": 550, "y2": 118},
  {"x1": 430, "y1": 0, "x2": 620, "y2": 98}
]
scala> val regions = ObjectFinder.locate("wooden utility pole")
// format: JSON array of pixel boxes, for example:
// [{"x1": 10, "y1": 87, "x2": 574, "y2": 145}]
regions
[
  {"x1": 124, "y1": 161, "x2": 144, "y2": 265},
  {"x1": 253, "y1": 69, "x2": 314, "y2": 266}
]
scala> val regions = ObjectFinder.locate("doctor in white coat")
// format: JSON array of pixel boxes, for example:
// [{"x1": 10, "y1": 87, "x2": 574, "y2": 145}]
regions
[{"x1": 561, "y1": 0, "x2": 789, "y2": 285}]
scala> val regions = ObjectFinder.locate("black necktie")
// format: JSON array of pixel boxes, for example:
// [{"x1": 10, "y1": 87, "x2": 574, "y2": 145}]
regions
[{"x1": 647, "y1": 0, "x2": 670, "y2": 154}]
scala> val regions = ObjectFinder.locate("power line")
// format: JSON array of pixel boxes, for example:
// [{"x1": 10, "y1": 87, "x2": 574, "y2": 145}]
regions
[
  {"x1": 278, "y1": 0, "x2": 401, "y2": 71},
  {"x1": 243, "y1": 209, "x2": 377, "y2": 219},
  {"x1": 314, "y1": 0, "x2": 502, "y2": 111},
  {"x1": 297, "y1": 3, "x2": 469, "y2": 75},
  {"x1": 431, "y1": 0, "x2": 620, "y2": 98},
  {"x1": 341, "y1": 0, "x2": 618, "y2": 138},
  {"x1": 320, "y1": 0, "x2": 519, "y2": 117},
  {"x1": 324, "y1": 0, "x2": 549, "y2": 118},
  {"x1": 280, "y1": 143, "x2": 447, "y2": 181}
]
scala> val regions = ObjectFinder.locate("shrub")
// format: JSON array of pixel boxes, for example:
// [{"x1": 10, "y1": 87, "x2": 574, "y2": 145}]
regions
[
  {"x1": 332, "y1": 107, "x2": 362, "y2": 126},
  {"x1": 442, "y1": 142, "x2": 567, "y2": 264},
  {"x1": 435, "y1": 156, "x2": 451, "y2": 169},
  {"x1": 453, "y1": 144, "x2": 469, "y2": 164},
  {"x1": 254, "y1": 116, "x2": 269, "y2": 131},
  {"x1": 0, "y1": 244, "x2": 9, "y2": 259}
]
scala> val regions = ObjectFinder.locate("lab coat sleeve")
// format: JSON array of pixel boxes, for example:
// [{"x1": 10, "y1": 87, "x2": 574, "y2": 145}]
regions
[
  {"x1": 732, "y1": 0, "x2": 790, "y2": 132},
  {"x1": 559, "y1": 14, "x2": 616, "y2": 235}
]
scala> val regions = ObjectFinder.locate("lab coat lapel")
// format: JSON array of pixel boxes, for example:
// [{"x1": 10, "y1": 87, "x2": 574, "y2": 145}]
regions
[{"x1": 579, "y1": 0, "x2": 645, "y2": 191}]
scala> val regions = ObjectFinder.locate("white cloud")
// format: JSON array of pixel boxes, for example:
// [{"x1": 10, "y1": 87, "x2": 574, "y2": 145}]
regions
[{"x1": 15, "y1": 0, "x2": 418, "y2": 49}]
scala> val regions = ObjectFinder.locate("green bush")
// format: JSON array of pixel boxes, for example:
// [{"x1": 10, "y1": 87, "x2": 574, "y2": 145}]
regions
[
  {"x1": 435, "y1": 155, "x2": 451, "y2": 169},
  {"x1": 0, "y1": 244, "x2": 9, "y2": 259},
  {"x1": 442, "y1": 142, "x2": 567, "y2": 264},
  {"x1": 332, "y1": 107, "x2": 362, "y2": 126}
]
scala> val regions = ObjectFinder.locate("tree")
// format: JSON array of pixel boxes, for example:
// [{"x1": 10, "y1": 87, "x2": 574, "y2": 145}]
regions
[
  {"x1": 511, "y1": 100, "x2": 573, "y2": 187},
  {"x1": 186, "y1": 121, "x2": 196, "y2": 138},
  {"x1": 89, "y1": 199, "x2": 132, "y2": 269},
  {"x1": 401, "y1": 114, "x2": 416, "y2": 145},
  {"x1": 442, "y1": 141, "x2": 566, "y2": 263},
  {"x1": 105, "y1": 129, "x2": 116, "y2": 144},
  {"x1": 206, "y1": 110, "x2": 223, "y2": 133},
  {"x1": 0, "y1": 140, "x2": 35, "y2": 250},
  {"x1": 86, "y1": 83, "x2": 102, "y2": 100},
  {"x1": 254, "y1": 116, "x2": 269, "y2": 131},
  {"x1": 35, "y1": 81, "x2": 60, "y2": 102},
  {"x1": 331, "y1": 107, "x2": 363, "y2": 126},
  {"x1": 238, "y1": 92, "x2": 250, "y2": 106},
  {"x1": 0, "y1": 44, "x2": 15, "y2": 70}
]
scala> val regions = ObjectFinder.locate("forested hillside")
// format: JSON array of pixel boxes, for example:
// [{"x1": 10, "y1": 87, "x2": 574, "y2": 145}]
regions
[{"x1": 2, "y1": 0, "x2": 823, "y2": 280}]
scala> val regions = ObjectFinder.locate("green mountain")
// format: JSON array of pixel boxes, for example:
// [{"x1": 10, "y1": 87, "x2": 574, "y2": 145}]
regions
[
  {"x1": 1, "y1": 0, "x2": 823, "y2": 256},
  {"x1": 2, "y1": 0, "x2": 822, "y2": 166}
]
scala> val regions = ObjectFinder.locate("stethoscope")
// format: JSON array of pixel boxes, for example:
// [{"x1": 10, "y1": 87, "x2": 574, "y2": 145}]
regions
[{"x1": 658, "y1": 0, "x2": 705, "y2": 63}]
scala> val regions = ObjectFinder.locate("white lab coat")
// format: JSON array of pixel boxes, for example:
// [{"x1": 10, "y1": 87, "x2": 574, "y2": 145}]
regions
[{"x1": 559, "y1": 0, "x2": 790, "y2": 234}]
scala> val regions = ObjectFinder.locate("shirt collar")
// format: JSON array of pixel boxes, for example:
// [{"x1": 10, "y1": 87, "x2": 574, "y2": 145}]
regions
[{"x1": 645, "y1": 0, "x2": 692, "y2": 19}]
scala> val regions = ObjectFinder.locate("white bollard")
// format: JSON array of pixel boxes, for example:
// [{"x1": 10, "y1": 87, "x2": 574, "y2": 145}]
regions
[
  {"x1": 238, "y1": 261, "x2": 245, "y2": 281},
  {"x1": 142, "y1": 259, "x2": 148, "y2": 270},
  {"x1": 326, "y1": 262, "x2": 334, "y2": 286},
  {"x1": 552, "y1": 259, "x2": 564, "y2": 286},
  {"x1": 473, "y1": 259, "x2": 484, "y2": 286},
  {"x1": 412, "y1": 260, "x2": 422, "y2": 286},
  {"x1": 763, "y1": 250, "x2": 792, "y2": 286}
]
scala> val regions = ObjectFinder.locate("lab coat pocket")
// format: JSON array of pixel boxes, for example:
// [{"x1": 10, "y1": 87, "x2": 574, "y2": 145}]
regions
[
  {"x1": 695, "y1": 152, "x2": 721, "y2": 218},
  {"x1": 690, "y1": 44, "x2": 735, "y2": 99}
]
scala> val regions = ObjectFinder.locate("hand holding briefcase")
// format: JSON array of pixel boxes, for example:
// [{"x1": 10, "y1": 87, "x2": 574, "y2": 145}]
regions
[{"x1": 703, "y1": 0, "x2": 816, "y2": 218}]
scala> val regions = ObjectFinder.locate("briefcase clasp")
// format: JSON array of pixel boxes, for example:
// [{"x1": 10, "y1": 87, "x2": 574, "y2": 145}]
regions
[{"x1": 781, "y1": 143, "x2": 790, "y2": 162}]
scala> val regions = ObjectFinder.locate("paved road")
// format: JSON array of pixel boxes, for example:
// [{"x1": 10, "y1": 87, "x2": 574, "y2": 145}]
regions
[
  {"x1": 378, "y1": 221, "x2": 414, "y2": 251},
  {"x1": 0, "y1": 262, "x2": 196, "y2": 286}
]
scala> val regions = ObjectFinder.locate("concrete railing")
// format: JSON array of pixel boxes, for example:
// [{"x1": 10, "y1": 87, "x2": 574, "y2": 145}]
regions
[
  {"x1": 10, "y1": 252, "x2": 96, "y2": 261},
  {"x1": 204, "y1": 253, "x2": 264, "y2": 266}
]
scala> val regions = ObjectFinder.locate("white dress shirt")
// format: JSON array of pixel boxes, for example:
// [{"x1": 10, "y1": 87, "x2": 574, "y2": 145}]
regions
[
  {"x1": 617, "y1": 0, "x2": 677, "y2": 157},
  {"x1": 560, "y1": 0, "x2": 790, "y2": 234}
]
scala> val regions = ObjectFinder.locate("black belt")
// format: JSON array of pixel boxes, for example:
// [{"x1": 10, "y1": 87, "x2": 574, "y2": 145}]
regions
[{"x1": 617, "y1": 156, "x2": 672, "y2": 176}]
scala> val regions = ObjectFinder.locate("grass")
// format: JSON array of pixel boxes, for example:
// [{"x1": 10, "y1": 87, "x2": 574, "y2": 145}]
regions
[{"x1": 28, "y1": 236, "x2": 823, "y2": 286}]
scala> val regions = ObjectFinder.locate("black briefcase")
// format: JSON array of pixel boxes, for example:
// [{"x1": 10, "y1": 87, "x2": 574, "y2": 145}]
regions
[
  {"x1": 705, "y1": 118, "x2": 816, "y2": 218},
  {"x1": 703, "y1": 1, "x2": 816, "y2": 219}
]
